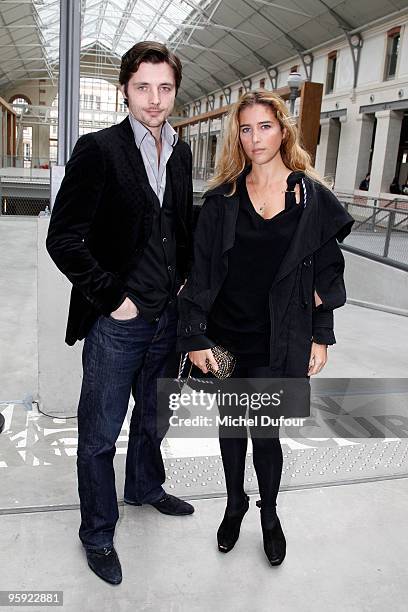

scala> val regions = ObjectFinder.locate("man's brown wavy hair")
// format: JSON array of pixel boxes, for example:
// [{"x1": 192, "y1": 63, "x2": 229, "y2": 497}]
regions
[{"x1": 119, "y1": 41, "x2": 182, "y2": 97}]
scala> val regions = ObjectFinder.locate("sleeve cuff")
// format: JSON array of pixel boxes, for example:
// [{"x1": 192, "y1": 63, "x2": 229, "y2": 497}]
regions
[
  {"x1": 176, "y1": 334, "x2": 216, "y2": 353},
  {"x1": 312, "y1": 328, "x2": 336, "y2": 345}
]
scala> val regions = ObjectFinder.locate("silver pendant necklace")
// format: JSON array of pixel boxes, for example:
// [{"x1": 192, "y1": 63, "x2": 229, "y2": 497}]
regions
[{"x1": 248, "y1": 176, "x2": 285, "y2": 215}]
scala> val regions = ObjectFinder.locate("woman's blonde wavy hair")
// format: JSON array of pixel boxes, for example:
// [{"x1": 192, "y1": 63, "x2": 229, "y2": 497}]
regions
[{"x1": 207, "y1": 89, "x2": 327, "y2": 195}]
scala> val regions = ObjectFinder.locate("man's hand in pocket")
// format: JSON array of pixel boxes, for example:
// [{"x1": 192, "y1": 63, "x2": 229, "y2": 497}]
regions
[{"x1": 110, "y1": 297, "x2": 139, "y2": 321}]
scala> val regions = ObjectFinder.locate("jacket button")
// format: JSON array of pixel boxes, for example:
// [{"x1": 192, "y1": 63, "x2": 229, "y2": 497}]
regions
[
  {"x1": 301, "y1": 301, "x2": 308, "y2": 309},
  {"x1": 185, "y1": 325, "x2": 192, "y2": 333},
  {"x1": 303, "y1": 258, "x2": 312, "y2": 267},
  {"x1": 199, "y1": 323, "x2": 206, "y2": 331}
]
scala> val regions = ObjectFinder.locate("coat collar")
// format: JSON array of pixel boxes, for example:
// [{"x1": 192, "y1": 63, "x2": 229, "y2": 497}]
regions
[
  {"x1": 116, "y1": 116, "x2": 186, "y2": 215},
  {"x1": 117, "y1": 117, "x2": 155, "y2": 208},
  {"x1": 212, "y1": 170, "x2": 354, "y2": 285},
  {"x1": 204, "y1": 166, "x2": 306, "y2": 198}
]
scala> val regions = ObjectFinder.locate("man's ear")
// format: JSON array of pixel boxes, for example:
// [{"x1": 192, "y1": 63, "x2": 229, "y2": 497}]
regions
[{"x1": 119, "y1": 84, "x2": 128, "y2": 107}]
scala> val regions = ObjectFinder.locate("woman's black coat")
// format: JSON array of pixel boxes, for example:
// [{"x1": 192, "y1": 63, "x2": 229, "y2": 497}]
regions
[{"x1": 176, "y1": 171, "x2": 354, "y2": 377}]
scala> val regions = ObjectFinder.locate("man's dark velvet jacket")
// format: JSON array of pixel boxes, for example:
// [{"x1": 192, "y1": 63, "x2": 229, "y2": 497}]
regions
[
  {"x1": 177, "y1": 171, "x2": 355, "y2": 377},
  {"x1": 46, "y1": 116, "x2": 193, "y2": 345}
]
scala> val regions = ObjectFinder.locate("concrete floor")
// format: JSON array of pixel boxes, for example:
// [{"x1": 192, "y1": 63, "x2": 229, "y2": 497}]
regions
[
  {"x1": 1, "y1": 216, "x2": 408, "y2": 611},
  {"x1": 1, "y1": 480, "x2": 408, "y2": 612}
]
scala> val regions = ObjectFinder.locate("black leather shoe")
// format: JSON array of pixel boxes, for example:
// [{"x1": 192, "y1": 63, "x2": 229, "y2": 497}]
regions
[
  {"x1": 123, "y1": 498, "x2": 142, "y2": 506},
  {"x1": 150, "y1": 494, "x2": 195, "y2": 515},
  {"x1": 217, "y1": 495, "x2": 250, "y2": 553},
  {"x1": 86, "y1": 546, "x2": 122, "y2": 585},
  {"x1": 124, "y1": 493, "x2": 194, "y2": 515}
]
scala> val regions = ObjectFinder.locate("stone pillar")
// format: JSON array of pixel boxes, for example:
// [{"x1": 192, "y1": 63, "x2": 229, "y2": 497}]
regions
[
  {"x1": 214, "y1": 115, "x2": 225, "y2": 167},
  {"x1": 0, "y1": 109, "x2": 3, "y2": 166},
  {"x1": 202, "y1": 119, "x2": 211, "y2": 178},
  {"x1": 355, "y1": 113, "x2": 375, "y2": 189},
  {"x1": 368, "y1": 110, "x2": 403, "y2": 196},
  {"x1": 15, "y1": 115, "x2": 24, "y2": 162},
  {"x1": 315, "y1": 118, "x2": 341, "y2": 184},
  {"x1": 325, "y1": 118, "x2": 341, "y2": 183},
  {"x1": 192, "y1": 135, "x2": 199, "y2": 172},
  {"x1": 31, "y1": 124, "x2": 51, "y2": 166},
  {"x1": 193, "y1": 121, "x2": 202, "y2": 171},
  {"x1": 331, "y1": 111, "x2": 357, "y2": 192},
  {"x1": 1, "y1": 109, "x2": 8, "y2": 168},
  {"x1": 314, "y1": 118, "x2": 330, "y2": 177}
]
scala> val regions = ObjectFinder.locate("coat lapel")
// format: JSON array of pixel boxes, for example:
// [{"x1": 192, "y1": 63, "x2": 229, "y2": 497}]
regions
[
  {"x1": 272, "y1": 177, "x2": 354, "y2": 286},
  {"x1": 272, "y1": 187, "x2": 318, "y2": 287},
  {"x1": 118, "y1": 117, "x2": 156, "y2": 209},
  {"x1": 167, "y1": 145, "x2": 186, "y2": 224}
]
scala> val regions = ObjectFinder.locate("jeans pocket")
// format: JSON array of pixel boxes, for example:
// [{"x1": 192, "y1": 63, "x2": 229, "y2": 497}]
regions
[{"x1": 108, "y1": 313, "x2": 140, "y2": 324}]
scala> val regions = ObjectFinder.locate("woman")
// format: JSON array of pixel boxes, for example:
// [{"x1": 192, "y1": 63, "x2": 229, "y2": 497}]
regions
[{"x1": 177, "y1": 90, "x2": 354, "y2": 566}]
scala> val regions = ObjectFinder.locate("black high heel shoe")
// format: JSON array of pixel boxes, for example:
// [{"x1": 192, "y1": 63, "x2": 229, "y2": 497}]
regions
[
  {"x1": 217, "y1": 495, "x2": 250, "y2": 553},
  {"x1": 256, "y1": 500, "x2": 286, "y2": 566}
]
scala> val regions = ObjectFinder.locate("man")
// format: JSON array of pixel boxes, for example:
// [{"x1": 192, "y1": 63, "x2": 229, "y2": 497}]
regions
[{"x1": 46, "y1": 41, "x2": 194, "y2": 585}]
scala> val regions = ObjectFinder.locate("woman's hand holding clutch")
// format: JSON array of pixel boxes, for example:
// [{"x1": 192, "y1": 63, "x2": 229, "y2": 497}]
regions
[{"x1": 188, "y1": 349, "x2": 219, "y2": 375}]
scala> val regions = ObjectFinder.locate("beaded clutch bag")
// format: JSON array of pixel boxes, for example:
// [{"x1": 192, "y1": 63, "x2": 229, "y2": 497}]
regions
[{"x1": 205, "y1": 345, "x2": 236, "y2": 379}]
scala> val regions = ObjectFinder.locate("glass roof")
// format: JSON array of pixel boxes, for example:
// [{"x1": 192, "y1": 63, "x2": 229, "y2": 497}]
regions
[{"x1": 32, "y1": 0, "x2": 204, "y2": 63}]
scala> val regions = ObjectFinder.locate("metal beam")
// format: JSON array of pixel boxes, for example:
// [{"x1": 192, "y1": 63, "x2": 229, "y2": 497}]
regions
[
  {"x1": 170, "y1": 0, "x2": 248, "y2": 81},
  {"x1": 251, "y1": 0, "x2": 312, "y2": 18},
  {"x1": 110, "y1": 0, "x2": 138, "y2": 53},
  {"x1": 316, "y1": 0, "x2": 354, "y2": 31},
  {"x1": 141, "y1": 0, "x2": 174, "y2": 40},
  {"x1": 31, "y1": 1, "x2": 56, "y2": 84},
  {"x1": 0, "y1": 8, "x2": 37, "y2": 83},
  {"x1": 315, "y1": 0, "x2": 362, "y2": 89},
  {"x1": 95, "y1": 0, "x2": 110, "y2": 40},
  {"x1": 241, "y1": 0, "x2": 315, "y2": 79},
  {"x1": 57, "y1": 0, "x2": 81, "y2": 165}
]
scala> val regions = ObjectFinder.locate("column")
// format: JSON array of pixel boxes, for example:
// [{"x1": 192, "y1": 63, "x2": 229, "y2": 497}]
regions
[
  {"x1": 315, "y1": 117, "x2": 341, "y2": 183},
  {"x1": 194, "y1": 121, "x2": 202, "y2": 173},
  {"x1": 4, "y1": 111, "x2": 9, "y2": 166},
  {"x1": 57, "y1": 0, "x2": 81, "y2": 166},
  {"x1": 368, "y1": 110, "x2": 403, "y2": 196},
  {"x1": 314, "y1": 118, "x2": 330, "y2": 177},
  {"x1": 0, "y1": 109, "x2": 3, "y2": 166},
  {"x1": 355, "y1": 113, "x2": 375, "y2": 189},
  {"x1": 214, "y1": 115, "x2": 225, "y2": 167},
  {"x1": 331, "y1": 110, "x2": 358, "y2": 192},
  {"x1": 202, "y1": 119, "x2": 211, "y2": 178}
]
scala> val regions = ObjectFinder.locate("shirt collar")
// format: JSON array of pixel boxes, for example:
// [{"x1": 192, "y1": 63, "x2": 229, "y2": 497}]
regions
[{"x1": 128, "y1": 112, "x2": 178, "y2": 149}]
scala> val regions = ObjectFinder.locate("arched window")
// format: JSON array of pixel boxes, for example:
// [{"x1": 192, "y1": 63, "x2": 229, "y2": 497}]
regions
[{"x1": 9, "y1": 95, "x2": 31, "y2": 115}]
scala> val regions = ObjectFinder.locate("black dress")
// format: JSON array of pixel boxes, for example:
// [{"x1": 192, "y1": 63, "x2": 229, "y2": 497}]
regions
[{"x1": 207, "y1": 172, "x2": 303, "y2": 367}]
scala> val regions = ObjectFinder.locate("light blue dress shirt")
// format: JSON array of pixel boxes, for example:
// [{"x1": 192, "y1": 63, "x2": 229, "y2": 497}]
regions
[{"x1": 128, "y1": 112, "x2": 178, "y2": 206}]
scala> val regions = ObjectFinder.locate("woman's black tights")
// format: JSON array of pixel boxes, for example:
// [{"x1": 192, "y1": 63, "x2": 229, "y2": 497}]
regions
[
  {"x1": 219, "y1": 364, "x2": 284, "y2": 529},
  {"x1": 219, "y1": 435, "x2": 283, "y2": 528}
]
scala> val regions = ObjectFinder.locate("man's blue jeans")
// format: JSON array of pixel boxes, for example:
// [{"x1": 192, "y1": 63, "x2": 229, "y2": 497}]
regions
[{"x1": 77, "y1": 302, "x2": 177, "y2": 550}]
